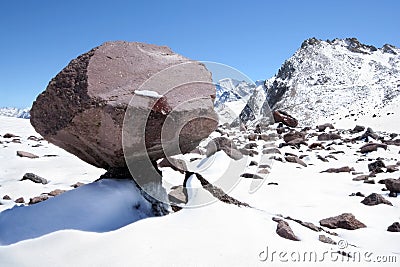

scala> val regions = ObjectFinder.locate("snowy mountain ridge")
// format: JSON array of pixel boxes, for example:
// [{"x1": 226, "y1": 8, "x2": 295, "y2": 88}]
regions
[
  {"x1": 264, "y1": 37, "x2": 400, "y2": 126},
  {"x1": 0, "y1": 107, "x2": 30, "y2": 119},
  {"x1": 214, "y1": 38, "x2": 400, "y2": 127}
]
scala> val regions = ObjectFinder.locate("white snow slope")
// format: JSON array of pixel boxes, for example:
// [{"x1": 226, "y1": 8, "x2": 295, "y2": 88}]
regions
[{"x1": 0, "y1": 111, "x2": 400, "y2": 266}]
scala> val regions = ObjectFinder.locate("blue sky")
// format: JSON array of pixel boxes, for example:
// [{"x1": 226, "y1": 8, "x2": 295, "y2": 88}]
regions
[{"x1": 0, "y1": 0, "x2": 399, "y2": 108}]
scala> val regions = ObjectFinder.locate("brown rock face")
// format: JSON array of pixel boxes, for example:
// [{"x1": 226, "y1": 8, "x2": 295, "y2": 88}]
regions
[
  {"x1": 31, "y1": 41, "x2": 218, "y2": 169},
  {"x1": 319, "y1": 213, "x2": 366, "y2": 230},
  {"x1": 273, "y1": 110, "x2": 298, "y2": 127}
]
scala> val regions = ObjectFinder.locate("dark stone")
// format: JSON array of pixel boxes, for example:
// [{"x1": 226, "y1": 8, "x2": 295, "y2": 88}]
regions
[
  {"x1": 273, "y1": 110, "x2": 298, "y2": 128},
  {"x1": 321, "y1": 166, "x2": 354, "y2": 173},
  {"x1": 285, "y1": 156, "x2": 307, "y2": 167},
  {"x1": 3, "y1": 133, "x2": 18, "y2": 138},
  {"x1": 360, "y1": 143, "x2": 387, "y2": 153},
  {"x1": 16, "y1": 151, "x2": 39, "y2": 159},
  {"x1": 368, "y1": 160, "x2": 386, "y2": 173},
  {"x1": 283, "y1": 131, "x2": 305, "y2": 143},
  {"x1": 21, "y1": 173, "x2": 48, "y2": 184},
  {"x1": 387, "y1": 222, "x2": 400, "y2": 232},
  {"x1": 361, "y1": 193, "x2": 392, "y2": 206},
  {"x1": 240, "y1": 173, "x2": 264, "y2": 179},
  {"x1": 319, "y1": 213, "x2": 366, "y2": 230},
  {"x1": 317, "y1": 123, "x2": 334, "y2": 132},
  {"x1": 15, "y1": 197, "x2": 25, "y2": 204},
  {"x1": 206, "y1": 137, "x2": 243, "y2": 160},
  {"x1": 318, "y1": 133, "x2": 341, "y2": 141},
  {"x1": 385, "y1": 178, "x2": 400, "y2": 194},
  {"x1": 262, "y1": 148, "x2": 281, "y2": 154},
  {"x1": 29, "y1": 195, "x2": 49, "y2": 205},
  {"x1": 273, "y1": 218, "x2": 300, "y2": 241},
  {"x1": 351, "y1": 125, "x2": 365, "y2": 133},
  {"x1": 318, "y1": 235, "x2": 337, "y2": 245}
]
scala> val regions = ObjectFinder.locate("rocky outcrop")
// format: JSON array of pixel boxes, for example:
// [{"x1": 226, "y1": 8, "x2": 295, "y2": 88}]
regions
[
  {"x1": 16, "y1": 151, "x2": 39, "y2": 159},
  {"x1": 273, "y1": 110, "x2": 298, "y2": 127},
  {"x1": 272, "y1": 217, "x2": 300, "y2": 241},
  {"x1": 20, "y1": 173, "x2": 48, "y2": 184},
  {"x1": 361, "y1": 193, "x2": 392, "y2": 206},
  {"x1": 205, "y1": 137, "x2": 243, "y2": 160},
  {"x1": 387, "y1": 222, "x2": 400, "y2": 232},
  {"x1": 31, "y1": 41, "x2": 217, "y2": 169},
  {"x1": 385, "y1": 178, "x2": 400, "y2": 195},
  {"x1": 319, "y1": 213, "x2": 366, "y2": 230}
]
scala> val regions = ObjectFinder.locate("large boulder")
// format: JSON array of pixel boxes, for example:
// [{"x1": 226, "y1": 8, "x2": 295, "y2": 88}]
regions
[{"x1": 31, "y1": 41, "x2": 218, "y2": 169}]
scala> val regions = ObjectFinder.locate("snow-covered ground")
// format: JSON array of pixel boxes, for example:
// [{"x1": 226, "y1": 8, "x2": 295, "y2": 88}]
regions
[{"x1": 0, "y1": 111, "x2": 399, "y2": 266}]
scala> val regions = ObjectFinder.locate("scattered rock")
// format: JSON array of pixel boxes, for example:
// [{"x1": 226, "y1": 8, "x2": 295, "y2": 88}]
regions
[
  {"x1": 257, "y1": 168, "x2": 270, "y2": 174},
  {"x1": 30, "y1": 41, "x2": 218, "y2": 169},
  {"x1": 249, "y1": 160, "x2": 258, "y2": 166},
  {"x1": 244, "y1": 142, "x2": 257, "y2": 149},
  {"x1": 349, "y1": 192, "x2": 365, "y2": 197},
  {"x1": 317, "y1": 155, "x2": 329, "y2": 162},
  {"x1": 368, "y1": 160, "x2": 385, "y2": 173},
  {"x1": 16, "y1": 151, "x2": 39, "y2": 159},
  {"x1": 240, "y1": 173, "x2": 264, "y2": 179},
  {"x1": 48, "y1": 189, "x2": 66, "y2": 197},
  {"x1": 206, "y1": 137, "x2": 243, "y2": 160},
  {"x1": 360, "y1": 143, "x2": 387, "y2": 153},
  {"x1": 158, "y1": 157, "x2": 188, "y2": 173},
  {"x1": 168, "y1": 185, "x2": 188, "y2": 205},
  {"x1": 387, "y1": 222, "x2": 400, "y2": 232},
  {"x1": 318, "y1": 234, "x2": 337, "y2": 245},
  {"x1": 386, "y1": 165, "x2": 399, "y2": 173},
  {"x1": 262, "y1": 148, "x2": 281, "y2": 155},
  {"x1": 317, "y1": 123, "x2": 334, "y2": 132},
  {"x1": 318, "y1": 133, "x2": 341, "y2": 141},
  {"x1": 71, "y1": 182, "x2": 85, "y2": 188},
  {"x1": 272, "y1": 217, "x2": 300, "y2": 241},
  {"x1": 355, "y1": 127, "x2": 380, "y2": 141},
  {"x1": 321, "y1": 166, "x2": 354, "y2": 173},
  {"x1": 27, "y1": 136, "x2": 43, "y2": 141},
  {"x1": 267, "y1": 182, "x2": 278, "y2": 185},
  {"x1": 309, "y1": 143, "x2": 325, "y2": 150},
  {"x1": 283, "y1": 131, "x2": 305, "y2": 143},
  {"x1": 15, "y1": 197, "x2": 25, "y2": 204},
  {"x1": 351, "y1": 125, "x2": 365, "y2": 134},
  {"x1": 21, "y1": 173, "x2": 48, "y2": 184},
  {"x1": 3, "y1": 133, "x2": 18, "y2": 138},
  {"x1": 363, "y1": 179, "x2": 375, "y2": 184},
  {"x1": 29, "y1": 195, "x2": 49, "y2": 205},
  {"x1": 352, "y1": 175, "x2": 370, "y2": 181},
  {"x1": 240, "y1": 148, "x2": 259, "y2": 157},
  {"x1": 319, "y1": 213, "x2": 366, "y2": 230},
  {"x1": 273, "y1": 110, "x2": 298, "y2": 128},
  {"x1": 285, "y1": 156, "x2": 307, "y2": 167},
  {"x1": 361, "y1": 193, "x2": 392, "y2": 206},
  {"x1": 2, "y1": 195, "x2": 11, "y2": 200},
  {"x1": 385, "y1": 178, "x2": 400, "y2": 194}
]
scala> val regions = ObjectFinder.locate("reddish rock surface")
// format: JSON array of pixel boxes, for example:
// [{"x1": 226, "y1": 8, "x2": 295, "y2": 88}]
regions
[{"x1": 31, "y1": 41, "x2": 217, "y2": 169}]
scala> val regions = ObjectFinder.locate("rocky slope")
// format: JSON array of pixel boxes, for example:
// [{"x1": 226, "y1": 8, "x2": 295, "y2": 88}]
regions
[
  {"x1": 264, "y1": 38, "x2": 400, "y2": 126},
  {"x1": 215, "y1": 38, "x2": 400, "y2": 128}
]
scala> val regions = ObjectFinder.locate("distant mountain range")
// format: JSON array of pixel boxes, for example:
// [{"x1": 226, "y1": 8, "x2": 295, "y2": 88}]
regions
[
  {"x1": 215, "y1": 37, "x2": 400, "y2": 126},
  {"x1": 4, "y1": 37, "x2": 399, "y2": 126},
  {"x1": 0, "y1": 107, "x2": 30, "y2": 119}
]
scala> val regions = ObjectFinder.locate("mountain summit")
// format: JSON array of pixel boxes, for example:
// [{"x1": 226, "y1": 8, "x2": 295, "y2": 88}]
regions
[{"x1": 263, "y1": 37, "x2": 400, "y2": 126}]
